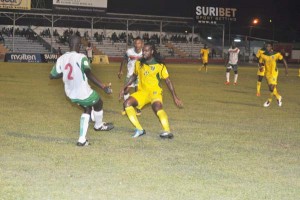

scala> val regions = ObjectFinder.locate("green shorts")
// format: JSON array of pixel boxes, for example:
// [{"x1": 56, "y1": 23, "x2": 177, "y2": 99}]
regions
[{"x1": 71, "y1": 90, "x2": 100, "y2": 107}]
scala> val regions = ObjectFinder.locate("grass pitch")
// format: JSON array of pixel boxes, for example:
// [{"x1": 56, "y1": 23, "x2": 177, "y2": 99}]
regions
[{"x1": 0, "y1": 62, "x2": 299, "y2": 200}]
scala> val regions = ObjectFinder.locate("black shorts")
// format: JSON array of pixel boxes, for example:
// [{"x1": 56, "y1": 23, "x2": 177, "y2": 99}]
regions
[{"x1": 227, "y1": 64, "x2": 238, "y2": 71}]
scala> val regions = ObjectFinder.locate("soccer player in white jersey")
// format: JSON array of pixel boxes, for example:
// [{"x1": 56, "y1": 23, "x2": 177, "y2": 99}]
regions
[
  {"x1": 225, "y1": 42, "x2": 240, "y2": 85},
  {"x1": 118, "y1": 37, "x2": 143, "y2": 115},
  {"x1": 50, "y1": 35, "x2": 114, "y2": 146}
]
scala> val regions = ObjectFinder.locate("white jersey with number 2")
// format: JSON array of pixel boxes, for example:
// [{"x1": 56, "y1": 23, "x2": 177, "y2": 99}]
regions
[{"x1": 54, "y1": 51, "x2": 93, "y2": 100}]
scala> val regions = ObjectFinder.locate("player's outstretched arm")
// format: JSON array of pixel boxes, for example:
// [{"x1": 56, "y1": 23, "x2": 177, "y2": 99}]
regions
[
  {"x1": 85, "y1": 69, "x2": 112, "y2": 94},
  {"x1": 49, "y1": 65, "x2": 62, "y2": 79},
  {"x1": 119, "y1": 74, "x2": 137, "y2": 100},
  {"x1": 224, "y1": 53, "x2": 229, "y2": 66},
  {"x1": 118, "y1": 59, "x2": 127, "y2": 79},
  {"x1": 282, "y1": 58, "x2": 288, "y2": 76},
  {"x1": 165, "y1": 78, "x2": 183, "y2": 108},
  {"x1": 49, "y1": 73, "x2": 62, "y2": 79}
]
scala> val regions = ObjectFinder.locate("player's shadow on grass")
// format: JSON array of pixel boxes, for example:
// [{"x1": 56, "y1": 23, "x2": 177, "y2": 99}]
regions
[
  {"x1": 215, "y1": 100, "x2": 258, "y2": 107},
  {"x1": 225, "y1": 89, "x2": 250, "y2": 94},
  {"x1": 6, "y1": 131, "x2": 75, "y2": 144}
]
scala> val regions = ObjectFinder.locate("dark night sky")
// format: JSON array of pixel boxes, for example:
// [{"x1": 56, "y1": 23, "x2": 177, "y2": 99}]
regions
[
  {"x1": 106, "y1": 0, "x2": 299, "y2": 25},
  {"x1": 108, "y1": 0, "x2": 300, "y2": 42},
  {"x1": 45, "y1": 0, "x2": 300, "y2": 42}
]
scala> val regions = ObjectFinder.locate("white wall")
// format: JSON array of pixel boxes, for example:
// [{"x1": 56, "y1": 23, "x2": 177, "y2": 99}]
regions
[{"x1": 291, "y1": 50, "x2": 300, "y2": 60}]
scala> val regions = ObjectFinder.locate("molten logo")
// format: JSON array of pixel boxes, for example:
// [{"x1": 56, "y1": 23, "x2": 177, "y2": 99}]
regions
[
  {"x1": 0, "y1": 0, "x2": 21, "y2": 5},
  {"x1": 11, "y1": 54, "x2": 37, "y2": 62}
]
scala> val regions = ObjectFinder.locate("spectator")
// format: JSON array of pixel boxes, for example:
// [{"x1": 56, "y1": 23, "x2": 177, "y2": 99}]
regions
[
  {"x1": 75, "y1": 31, "x2": 81, "y2": 37},
  {"x1": 0, "y1": 32, "x2": 4, "y2": 45},
  {"x1": 53, "y1": 29, "x2": 59, "y2": 37},
  {"x1": 57, "y1": 47, "x2": 62, "y2": 57},
  {"x1": 211, "y1": 48, "x2": 216, "y2": 58},
  {"x1": 94, "y1": 32, "x2": 99, "y2": 39},
  {"x1": 84, "y1": 31, "x2": 90, "y2": 39},
  {"x1": 100, "y1": 32, "x2": 104, "y2": 44},
  {"x1": 111, "y1": 32, "x2": 118, "y2": 44},
  {"x1": 21, "y1": 28, "x2": 26, "y2": 37},
  {"x1": 169, "y1": 48, "x2": 174, "y2": 57}
]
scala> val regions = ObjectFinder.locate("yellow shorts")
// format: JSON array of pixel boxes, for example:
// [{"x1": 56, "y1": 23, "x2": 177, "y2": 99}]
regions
[
  {"x1": 266, "y1": 72, "x2": 278, "y2": 85},
  {"x1": 131, "y1": 90, "x2": 163, "y2": 109},
  {"x1": 257, "y1": 66, "x2": 265, "y2": 76},
  {"x1": 202, "y1": 58, "x2": 208, "y2": 64}
]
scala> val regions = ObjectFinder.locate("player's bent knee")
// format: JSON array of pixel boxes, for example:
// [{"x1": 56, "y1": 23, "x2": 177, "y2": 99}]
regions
[
  {"x1": 124, "y1": 97, "x2": 138, "y2": 108},
  {"x1": 84, "y1": 106, "x2": 92, "y2": 114},
  {"x1": 123, "y1": 100, "x2": 130, "y2": 108},
  {"x1": 152, "y1": 101, "x2": 163, "y2": 112},
  {"x1": 93, "y1": 99, "x2": 103, "y2": 111}
]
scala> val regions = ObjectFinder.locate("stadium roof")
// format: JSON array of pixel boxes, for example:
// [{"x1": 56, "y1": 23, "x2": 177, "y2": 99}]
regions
[{"x1": 0, "y1": 9, "x2": 216, "y2": 34}]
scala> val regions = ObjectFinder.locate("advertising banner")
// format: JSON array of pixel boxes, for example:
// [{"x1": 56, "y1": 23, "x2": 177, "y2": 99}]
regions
[
  {"x1": 0, "y1": 0, "x2": 31, "y2": 10},
  {"x1": 92, "y1": 55, "x2": 109, "y2": 64},
  {"x1": 4, "y1": 53, "x2": 59, "y2": 63},
  {"x1": 195, "y1": 6, "x2": 237, "y2": 24},
  {"x1": 53, "y1": 0, "x2": 107, "y2": 14},
  {"x1": 5, "y1": 53, "x2": 42, "y2": 63},
  {"x1": 53, "y1": 0, "x2": 107, "y2": 8},
  {"x1": 43, "y1": 53, "x2": 59, "y2": 63}
]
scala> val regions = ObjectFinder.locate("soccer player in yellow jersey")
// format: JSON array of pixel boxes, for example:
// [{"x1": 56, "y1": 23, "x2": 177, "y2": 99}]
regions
[
  {"x1": 260, "y1": 42, "x2": 288, "y2": 107},
  {"x1": 119, "y1": 43, "x2": 183, "y2": 139},
  {"x1": 199, "y1": 44, "x2": 209, "y2": 72},
  {"x1": 256, "y1": 44, "x2": 266, "y2": 96}
]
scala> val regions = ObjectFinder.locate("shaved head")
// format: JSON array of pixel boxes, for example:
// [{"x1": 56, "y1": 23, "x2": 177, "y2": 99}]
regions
[{"x1": 69, "y1": 35, "x2": 81, "y2": 52}]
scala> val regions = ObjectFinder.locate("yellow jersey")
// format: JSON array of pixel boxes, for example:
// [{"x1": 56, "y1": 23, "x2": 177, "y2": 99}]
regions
[
  {"x1": 260, "y1": 51, "x2": 283, "y2": 75},
  {"x1": 134, "y1": 59, "x2": 169, "y2": 93},
  {"x1": 256, "y1": 48, "x2": 266, "y2": 63},
  {"x1": 201, "y1": 48, "x2": 209, "y2": 59}
]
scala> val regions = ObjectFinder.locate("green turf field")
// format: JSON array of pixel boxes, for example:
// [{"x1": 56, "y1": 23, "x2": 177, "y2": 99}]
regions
[{"x1": 0, "y1": 62, "x2": 299, "y2": 200}]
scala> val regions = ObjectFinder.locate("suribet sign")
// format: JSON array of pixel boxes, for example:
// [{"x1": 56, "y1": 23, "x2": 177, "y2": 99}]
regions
[{"x1": 195, "y1": 6, "x2": 237, "y2": 24}]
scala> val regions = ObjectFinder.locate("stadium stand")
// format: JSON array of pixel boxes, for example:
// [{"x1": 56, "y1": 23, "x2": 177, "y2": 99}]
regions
[
  {"x1": 1, "y1": 26, "x2": 50, "y2": 53},
  {"x1": 171, "y1": 42, "x2": 205, "y2": 58},
  {"x1": 2, "y1": 26, "x2": 209, "y2": 58},
  {"x1": 91, "y1": 38, "x2": 125, "y2": 57},
  {"x1": 3, "y1": 35, "x2": 50, "y2": 53}
]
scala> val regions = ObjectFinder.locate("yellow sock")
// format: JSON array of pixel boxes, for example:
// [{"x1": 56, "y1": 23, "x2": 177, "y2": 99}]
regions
[
  {"x1": 125, "y1": 106, "x2": 143, "y2": 130},
  {"x1": 273, "y1": 87, "x2": 281, "y2": 99},
  {"x1": 268, "y1": 92, "x2": 273, "y2": 102},
  {"x1": 257, "y1": 81, "x2": 261, "y2": 93},
  {"x1": 157, "y1": 110, "x2": 170, "y2": 132}
]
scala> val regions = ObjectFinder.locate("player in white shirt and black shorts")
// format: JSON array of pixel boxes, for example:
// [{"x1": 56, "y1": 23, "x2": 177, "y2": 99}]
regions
[
  {"x1": 118, "y1": 37, "x2": 143, "y2": 115},
  {"x1": 50, "y1": 35, "x2": 113, "y2": 146},
  {"x1": 86, "y1": 42, "x2": 93, "y2": 63},
  {"x1": 225, "y1": 42, "x2": 240, "y2": 85}
]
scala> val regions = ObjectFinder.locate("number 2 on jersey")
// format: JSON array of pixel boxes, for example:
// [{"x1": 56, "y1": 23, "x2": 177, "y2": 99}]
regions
[{"x1": 65, "y1": 63, "x2": 74, "y2": 80}]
